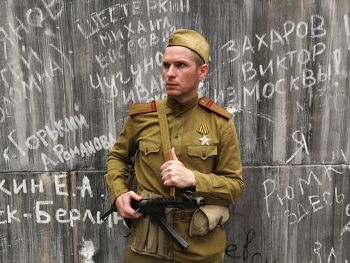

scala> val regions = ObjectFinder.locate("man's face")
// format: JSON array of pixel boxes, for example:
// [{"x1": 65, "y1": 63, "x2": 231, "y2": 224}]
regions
[{"x1": 162, "y1": 46, "x2": 208, "y2": 103}]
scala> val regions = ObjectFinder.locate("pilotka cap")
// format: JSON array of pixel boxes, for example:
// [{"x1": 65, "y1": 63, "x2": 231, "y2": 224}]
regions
[{"x1": 167, "y1": 29, "x2": 210, "y2": 64}]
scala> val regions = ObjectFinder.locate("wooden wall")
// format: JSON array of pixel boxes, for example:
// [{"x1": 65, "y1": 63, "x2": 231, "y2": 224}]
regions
[{"x1": 0, "y1": 0, "x2": 349, "y2": 262}]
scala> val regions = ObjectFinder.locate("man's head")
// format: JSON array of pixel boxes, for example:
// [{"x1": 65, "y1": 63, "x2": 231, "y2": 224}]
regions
[
  {"x1": 163, "y1": 29, "x2": 210, "y2": 103},
  {"x1": 167, "y1": 29, "x2": 210, "y2": 65}
]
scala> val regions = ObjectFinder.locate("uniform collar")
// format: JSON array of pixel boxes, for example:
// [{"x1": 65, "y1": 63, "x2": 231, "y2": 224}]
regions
[{"x1": 166, "y1": 96, "x2": 198, "y2": 116}]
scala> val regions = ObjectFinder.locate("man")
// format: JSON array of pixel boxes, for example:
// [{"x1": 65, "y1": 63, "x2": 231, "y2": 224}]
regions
[{"x1": 106, "y1": 29, "x2": 244, "y2": 263}]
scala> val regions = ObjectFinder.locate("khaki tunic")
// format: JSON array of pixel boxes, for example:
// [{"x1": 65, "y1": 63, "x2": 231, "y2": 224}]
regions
[{"x1": 106, "y1": 96, "x2": 244, "y2": 262}]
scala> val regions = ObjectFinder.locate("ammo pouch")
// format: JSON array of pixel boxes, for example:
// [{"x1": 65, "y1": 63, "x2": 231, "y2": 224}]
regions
[
  {"x1": 189, "y1": 205, "x2": 229, "y2": 237},
  {"x1": 130, "y1": 190, "x2": 173, "y2": 259}
]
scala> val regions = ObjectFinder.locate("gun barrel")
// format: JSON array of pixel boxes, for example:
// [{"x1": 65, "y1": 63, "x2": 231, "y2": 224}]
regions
[
  {"x1": 101, "y1": 193, "x2": 205, "y2": 250},
  {"x1": 101, "y1": 205, "x2": 117, "y2": 221},
  {"x1": 129, "y1": 194, "x2": 205, "y2": 250},
  {"x1": 153, "y1": 214, "x2": 189, "y2": 250}
]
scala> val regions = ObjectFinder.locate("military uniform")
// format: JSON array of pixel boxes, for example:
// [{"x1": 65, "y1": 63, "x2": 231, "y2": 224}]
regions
[{"x1": 106, "y1": 96, "x2": 244, "y2": 263}]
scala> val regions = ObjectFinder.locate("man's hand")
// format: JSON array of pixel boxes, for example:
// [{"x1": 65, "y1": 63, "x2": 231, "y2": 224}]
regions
[
  {"x1": 115, "y1": 191, "x2": 143, "y2": 219},
  {"x1": 160, "y1": 148, "x2": 196, "y2": 188}
]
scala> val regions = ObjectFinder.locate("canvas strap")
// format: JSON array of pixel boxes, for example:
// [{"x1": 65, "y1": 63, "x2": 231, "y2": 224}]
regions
[{"x1": 156, "y1": 100, "x2": 176, "y2": 197}]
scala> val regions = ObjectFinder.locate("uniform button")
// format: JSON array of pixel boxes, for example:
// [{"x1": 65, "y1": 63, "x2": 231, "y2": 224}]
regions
[
  {"x1": 202, "y1": 151, "x2": 206, "y2": 158},
  {"x1": 175, "y1": 134, "x2": 179, "y2": 139}
]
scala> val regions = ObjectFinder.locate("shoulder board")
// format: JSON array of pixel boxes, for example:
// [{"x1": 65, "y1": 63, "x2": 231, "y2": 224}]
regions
[
  {"x1": 198, "y1": 97, "x2": 231, "y2": 120},
  {"x1": 128, "y1": 101, "x2": 157, "y2": 116}
]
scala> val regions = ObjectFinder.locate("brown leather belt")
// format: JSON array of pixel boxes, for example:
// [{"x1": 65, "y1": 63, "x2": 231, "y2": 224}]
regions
[{"x1": 173, "y1": 208, "x2": 196, "y2": 222}]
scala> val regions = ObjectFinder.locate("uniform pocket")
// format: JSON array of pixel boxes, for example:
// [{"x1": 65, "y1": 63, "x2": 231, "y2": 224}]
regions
[
  {"x1": 187, "y1": 146, "x2": 217, "y2": 160},
  {"x1": 130, "y1": 190, "x2": 173, "y2": 259},
  {"x1": 139, "y1": 141, "x2": 161, "y2": 156}
]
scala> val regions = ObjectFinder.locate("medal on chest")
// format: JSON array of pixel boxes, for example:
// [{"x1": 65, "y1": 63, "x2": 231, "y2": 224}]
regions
[{"x1": 198, "y1": 123, "x2": 210, "y2": 145}]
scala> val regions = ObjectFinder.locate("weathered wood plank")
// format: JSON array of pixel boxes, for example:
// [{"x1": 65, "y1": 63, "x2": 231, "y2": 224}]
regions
[
  {"x1": 0, "y1": 171, "x2": 125, "y2": 262},
  {"x1": 228, "y1": 165, "x2": 350, "y2": 262}
]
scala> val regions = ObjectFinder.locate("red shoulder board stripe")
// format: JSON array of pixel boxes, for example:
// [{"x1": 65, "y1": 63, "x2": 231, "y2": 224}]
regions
[
  {"x1": 198, "y1": 97, "x2": 231, "y2": 120},
  {"x1": 128, "y1": 101, "x2": 157, "y2": 116}
]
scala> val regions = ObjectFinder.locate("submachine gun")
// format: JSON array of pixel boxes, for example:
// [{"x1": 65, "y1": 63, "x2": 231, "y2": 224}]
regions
[{"x1": 101, "y1": 191, "x2": 205, "y2": 250}]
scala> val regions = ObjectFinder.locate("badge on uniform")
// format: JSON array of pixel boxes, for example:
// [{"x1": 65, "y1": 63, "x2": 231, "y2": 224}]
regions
[{"x1": 198, "y1": 123, "x2": 210, "y2": 145}]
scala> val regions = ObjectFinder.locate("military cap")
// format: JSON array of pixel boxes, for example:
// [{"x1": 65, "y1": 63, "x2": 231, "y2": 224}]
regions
[{"x1": 167, "y1": 29, "x2": 210, "y2": 64}]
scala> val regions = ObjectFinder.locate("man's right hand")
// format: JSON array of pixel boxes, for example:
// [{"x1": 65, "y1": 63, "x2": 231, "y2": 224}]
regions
[{"x1": 115, "y1": 191, "x2": 143, "y2": 219}]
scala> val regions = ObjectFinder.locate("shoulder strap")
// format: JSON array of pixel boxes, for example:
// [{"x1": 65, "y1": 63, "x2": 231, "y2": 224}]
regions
[
  {"x1": 198, "y1": 97, "x2": 231, "y2": 119},
  {"x1": 128, "y1": 101, "x2": 157, "y2": 116},
  {"x1": 156, "y1": 100, "x2": 172, "y2": 161},
  {"x1": 156, "y1": 100, "x2": 176, "y2": 197}
]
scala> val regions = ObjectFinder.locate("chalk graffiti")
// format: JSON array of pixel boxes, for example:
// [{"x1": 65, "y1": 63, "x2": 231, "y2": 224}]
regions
[
  {"x1": 313, "y1": 241, "x2": 349, "y2": 263},
  {"x1": 343, "y1": 14, "x2": 350, "y2": 50},
  {"x1": 0, "y1": 173, "x2": 123, "y2": 228},
  {"x1": 221, "y1": 15, "x2": 326, "y2": 63},
  {"x1": 263, "y1": 165, "x2": 349, "y2": 226},
  {"x1": 90, "y1": 51, "x2": 166, "y2": 103},
  {"x1": 2, "y1": 112, "x2": 117, "y2": 170},
  {"x1": 90, "y1": 72, "x2": 165, "y2": 103},
  {"x1": 225, "y1": 228, "x2": 279, "y2": 262},
  {"x1": 286, "y1": 130, "x2": 310, "y2": 164},
  {"x1": 220, "y1": 14, "x2": 349, "y2": 114},
  {"x1": 0, "y1": 173, "x2": 91, "y2": 196},
  {"x1": 0, "y1": 201, "x2": 121, "y2": 228},
  {"x1": 0, "y1": 0, "x2": 72, "y2": 124},
  {"x1": 341, "y1": 204, "x2": 350, "y2": 236},
  {"x1": 0, "y1": 202, "x2": 113, "y2": 227},
  {"x1": 93, "y1": 16, "x2": 174, "y2": 72},
  {"x1": 241, "y1": 42, "x2": 326, "y2": 82},
  {"x1": 95, "y1": 46, "x2": 164, "y2": 71},
  {"x1": 6, "y1": 113, "x2": 89, "y2": 156},
  {"x1": 0, "y1": 1, "x2": 62, "y2": 56},
  {"x1": 40, "y1": 133, "x2": 116, "y2": 170},
  {"x1": 76, "y1": 0, "x2": 189, "y2": 39},
  {"x1": 0, "y1": 42, "x2": 73, "y2": 124}
]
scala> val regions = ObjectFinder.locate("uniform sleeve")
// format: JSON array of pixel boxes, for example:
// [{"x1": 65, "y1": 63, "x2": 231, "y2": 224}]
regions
[
  {"x1": 106, "y1": 116, "x2": 137, "y2": 203},
  {"x1": 194, "y1": 120, "x2": 244, "y2": 205}
]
